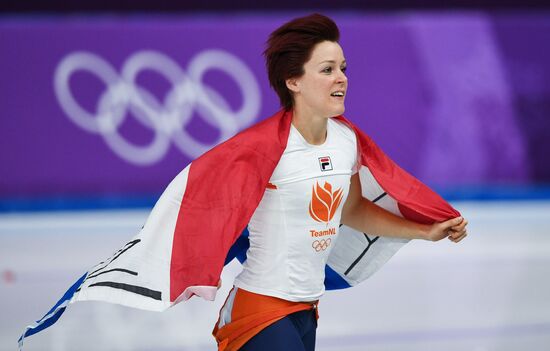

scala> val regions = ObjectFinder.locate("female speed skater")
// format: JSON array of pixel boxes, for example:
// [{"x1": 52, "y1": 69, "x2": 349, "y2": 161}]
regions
[{"x1": 211, "y1": 13, "x2": 468, "y2": 351}]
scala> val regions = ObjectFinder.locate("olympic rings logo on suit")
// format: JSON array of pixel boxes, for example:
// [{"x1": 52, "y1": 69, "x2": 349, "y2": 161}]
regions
[
  {"x1": 54, "y1": 50, "x2": 261, "y2": 165},
  {"x1": 312, "y1": 238, "x2": 331, "y2": 252}
]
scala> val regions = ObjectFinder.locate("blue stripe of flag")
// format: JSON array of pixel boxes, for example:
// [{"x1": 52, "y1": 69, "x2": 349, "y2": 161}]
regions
[
  {"x1": 18, "y1": 273, "x2": 88, "y2": 349},
  {"x1": 324, "y1": 264, "x2": 351, "y2": 290}
]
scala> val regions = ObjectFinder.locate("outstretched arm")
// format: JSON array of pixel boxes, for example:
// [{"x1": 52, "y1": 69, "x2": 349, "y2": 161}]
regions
[{"x1": 341, "y1": 174, "x2": 468, "y2": 243}]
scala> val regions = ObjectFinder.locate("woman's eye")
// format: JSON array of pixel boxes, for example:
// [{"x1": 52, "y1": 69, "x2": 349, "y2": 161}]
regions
[
  {"x1": 341, "y1": 66, "x2": 347, "y2": 73},
  {"x1": 322, "y1": 67, "x2": 332, "y2": 73}
]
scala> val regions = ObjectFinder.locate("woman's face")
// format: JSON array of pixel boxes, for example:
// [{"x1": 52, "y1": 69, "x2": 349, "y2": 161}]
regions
[{"x1": 288, "y1": 40, "x2": 348, "y2": 118}]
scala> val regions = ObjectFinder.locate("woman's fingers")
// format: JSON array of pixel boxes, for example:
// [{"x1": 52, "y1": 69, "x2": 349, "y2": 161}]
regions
[
  {"x1": 449, "y1": 228, "x2": 466, "y2": 239},
  {"x1": 448, "y1": 231, "x2": 467, "y2": 243},
  {"x1": 451, "y1": 219, "x2": 468, "y2": 231},
  {"x1": 446, "y1": 217, "x2": 463, "y2": 228},
  {"x1": 429, "y1": 217, "x2": 469, "y2": 242},
  {"x1": 440, "y1": 216, "x2": 468, "y2": 243}
]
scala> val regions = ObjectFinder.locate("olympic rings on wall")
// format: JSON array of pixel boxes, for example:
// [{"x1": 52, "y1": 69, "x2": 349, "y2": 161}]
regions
[{"x1": 54, "y1": 50, "x2": 261, "y2": 165}]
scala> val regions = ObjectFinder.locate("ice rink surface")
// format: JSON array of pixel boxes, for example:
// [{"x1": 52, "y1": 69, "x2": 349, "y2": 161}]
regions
[{"x1": 1, "y1": 201, "x2": 549, "y2": 351}]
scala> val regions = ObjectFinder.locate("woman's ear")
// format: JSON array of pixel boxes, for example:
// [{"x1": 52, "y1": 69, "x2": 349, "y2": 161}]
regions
[{"x1": 285, "y1": 77, "x2": 300, "y2": 94}]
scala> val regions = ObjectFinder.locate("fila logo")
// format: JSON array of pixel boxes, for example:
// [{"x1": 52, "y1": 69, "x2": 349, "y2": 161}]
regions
[{"x1": 319, "y1": 156, "x2": 333, "y2": 171}]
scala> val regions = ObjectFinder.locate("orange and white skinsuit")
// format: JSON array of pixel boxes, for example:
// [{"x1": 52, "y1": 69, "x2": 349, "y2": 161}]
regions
[{"x1": 213, "y1": 118, "x2": 358, "y2": 350}]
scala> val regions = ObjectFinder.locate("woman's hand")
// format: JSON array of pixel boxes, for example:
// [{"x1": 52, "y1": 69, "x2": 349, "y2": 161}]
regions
[{"x1": 424, "y1": 217, "x2": 468, "y2": 243}]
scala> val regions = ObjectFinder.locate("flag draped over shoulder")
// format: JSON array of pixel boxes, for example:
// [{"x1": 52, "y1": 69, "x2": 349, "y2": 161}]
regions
[{"x1": 19, "y1": 110, "x2": 460, "y2": 348}]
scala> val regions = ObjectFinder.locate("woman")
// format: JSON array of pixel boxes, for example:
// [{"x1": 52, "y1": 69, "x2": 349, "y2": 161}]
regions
[
  {"x1": 18, "y1": 13, "x2": 467, "y2": 351},
  {"x1": 212, "y1": 13, "x2": 468, "y2": 351}
]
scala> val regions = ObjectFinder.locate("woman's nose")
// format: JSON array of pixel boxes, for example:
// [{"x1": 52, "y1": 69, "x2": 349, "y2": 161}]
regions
[{"x1": 336, "y1": 69, "x2": 347, "y2": 84}]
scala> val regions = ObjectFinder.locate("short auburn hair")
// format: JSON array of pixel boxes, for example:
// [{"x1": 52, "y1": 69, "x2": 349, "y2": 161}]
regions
[{"x1": 264, "y1": 13, "x2": 340, "y2": 110}]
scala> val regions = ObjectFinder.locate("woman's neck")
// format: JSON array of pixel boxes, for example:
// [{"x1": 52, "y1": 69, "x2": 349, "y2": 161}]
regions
[{"x1": 291, "y1": 106, "x2": 328, "y2": 145}]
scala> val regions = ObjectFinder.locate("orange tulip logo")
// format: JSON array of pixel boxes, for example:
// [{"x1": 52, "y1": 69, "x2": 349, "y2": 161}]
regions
[{"x1": 308, "y1": 181, "x2": 344, "y2": 225}]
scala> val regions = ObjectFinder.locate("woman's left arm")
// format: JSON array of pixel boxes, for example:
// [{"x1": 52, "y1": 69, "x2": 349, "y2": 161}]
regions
[{"x1": 341, "y1": 174, "x2": 468, "y2": 243}]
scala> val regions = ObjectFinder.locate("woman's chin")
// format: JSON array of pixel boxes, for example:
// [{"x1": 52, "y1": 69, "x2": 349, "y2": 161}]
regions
[{"x1": 330, "y1": 105, "x2": 345, "y2": 117}]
